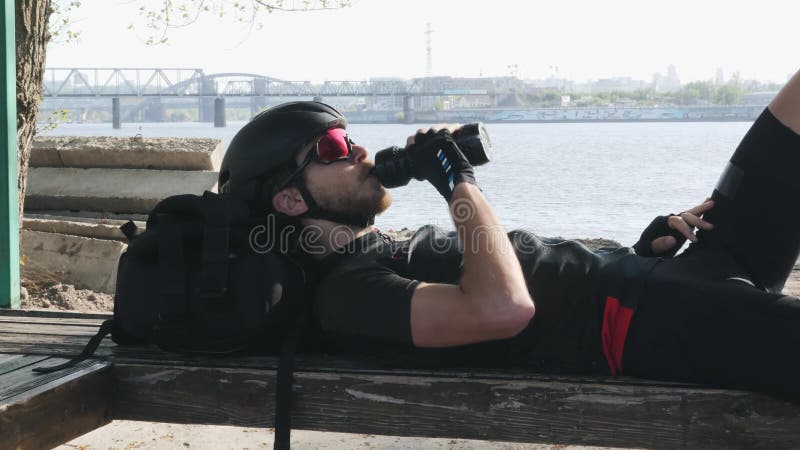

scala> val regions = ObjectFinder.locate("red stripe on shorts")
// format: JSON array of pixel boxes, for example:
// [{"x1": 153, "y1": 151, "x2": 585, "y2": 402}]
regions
[{"x1": 601, "y1": 296, "x2": 634, "y2": 377}]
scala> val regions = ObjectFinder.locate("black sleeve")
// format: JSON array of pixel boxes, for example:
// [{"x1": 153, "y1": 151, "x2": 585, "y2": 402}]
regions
[
  {"x1": 314, "y1": 263, "x2": 420, "y2": 345},
  {"x1": 632, "y1": 215, "x2": 685, "y2": 258}
]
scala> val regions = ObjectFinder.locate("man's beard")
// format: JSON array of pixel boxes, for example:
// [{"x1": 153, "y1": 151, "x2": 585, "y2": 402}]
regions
[
  {"x1": 325, "y1": 181, "x2": 392, "y2": 219},
  {"x1": 306, "y1": 173, "x2": 392, "y2": 223}
]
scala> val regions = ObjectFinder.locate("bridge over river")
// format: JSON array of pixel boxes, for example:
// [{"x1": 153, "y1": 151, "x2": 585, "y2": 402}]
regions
[
  {"x1": 40, "y1": 67, "x2": 765, "y2": 127},
  {"x1": 42, "y1": 67, "x2": 524, "y2": 127}
]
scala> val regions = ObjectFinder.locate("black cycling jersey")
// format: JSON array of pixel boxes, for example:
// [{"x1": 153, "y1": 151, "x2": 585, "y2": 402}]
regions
[{"x1": 314, "y1": 225, "x2": 657, "y2": 372}]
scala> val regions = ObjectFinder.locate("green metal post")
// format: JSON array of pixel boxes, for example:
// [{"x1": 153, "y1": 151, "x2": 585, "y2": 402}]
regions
[{"x1": 0, "y1": 0, "x2": 20, "y2": 308}]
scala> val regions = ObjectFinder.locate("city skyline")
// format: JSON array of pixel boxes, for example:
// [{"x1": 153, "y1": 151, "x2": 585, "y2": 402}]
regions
[{"x1": 46, "y1": 0, "x2": 799, "y2": 85}]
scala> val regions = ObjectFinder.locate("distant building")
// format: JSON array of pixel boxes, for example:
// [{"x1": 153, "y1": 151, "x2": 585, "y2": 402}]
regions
[
  {"x1": 590, "y1": 77, "x2": 649, "y2": 93},
  {"x1": 407, "y1": 76, "x2": 510, "y2": 110},
  {"x1": 716, "y1": 67, "x2": 725, "y2": 85},
  {"x1": 653, "y1": 64, "x2": 681, "y2": 92},
  {"x1": 668, "y1": 65, "x2": 679, "y2": 81},
  {"x1": 523, "y1": 78, "x2": 569, "y2": 90}
]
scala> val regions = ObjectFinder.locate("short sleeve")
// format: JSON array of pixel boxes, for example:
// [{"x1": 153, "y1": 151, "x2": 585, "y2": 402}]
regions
[{"x1": 314, "y1": 263, "x2": 420, "y2": 345}]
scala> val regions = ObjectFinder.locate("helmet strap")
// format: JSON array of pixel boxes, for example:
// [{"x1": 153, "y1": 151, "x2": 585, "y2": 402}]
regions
[{"x1": 294, "y1": 179, "x2": 375, "y2": 228}]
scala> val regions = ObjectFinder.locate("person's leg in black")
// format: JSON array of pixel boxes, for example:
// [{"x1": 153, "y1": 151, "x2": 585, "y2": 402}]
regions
[
  {"x1": 624, "y1": 251, "x2": 800, "y2": 399},
  {"x1": 694, "y1": 69, "x2": 800, "y2": 293},
  {"x1": 624, "y1": 68, "x2": 800, "y2": 398}
]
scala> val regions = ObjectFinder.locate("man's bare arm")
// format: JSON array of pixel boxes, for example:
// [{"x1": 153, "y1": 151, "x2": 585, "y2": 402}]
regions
[{"x1": 410, "y1": 181, "x2": 535, "y2": 347}]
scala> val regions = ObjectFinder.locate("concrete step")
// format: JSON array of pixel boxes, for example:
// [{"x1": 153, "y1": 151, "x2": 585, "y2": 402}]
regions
[
  {"x1": 21, "y1": 230, "x2": 125, "y2": 294},
  {"x1": 32, "y1": 136, "x2": 223, "y2": 171},
  {"x1": 25, "y1": 210, "x2": 149, "y2": 223},
  {"x1": 23, "y1": 216, "x2": 146, "y2": 242},
  {"x1": 25, "y1": 167, "x2": 219, "y2": 214}
]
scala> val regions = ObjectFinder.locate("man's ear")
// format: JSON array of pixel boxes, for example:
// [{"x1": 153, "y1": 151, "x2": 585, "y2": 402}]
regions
[{"x1": 272, "y1": 186, "x2": 309, "y2": 217}]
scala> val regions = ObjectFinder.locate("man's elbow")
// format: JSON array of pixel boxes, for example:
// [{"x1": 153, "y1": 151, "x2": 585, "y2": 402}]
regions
[
  {"x1": 507, "y1": 297, "x2": 536, "y2": 336},
  {"x1": 484, "y1": 294, "x2": 536, "y2": 340}
]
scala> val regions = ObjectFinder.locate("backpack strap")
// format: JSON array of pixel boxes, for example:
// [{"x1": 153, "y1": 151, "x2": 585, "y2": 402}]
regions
[
  {"x1": 273, "y1": 310, "x2": 306, "y2": 450},
  {"x1": 198, "y1": 193, "x2": 231, "y2": 300},
  {"x1": 157, "y1": 214, "x2": 186, "y2": 318},
  {"x1": 120, "y1": 220, "x2": 138, "y2": 242},
  {"x1": 32, "y1": 319, "x2": 114, "y2": 373},
  {"x1": 272, "y1": 252, "x2": 316, "y2": 450}
]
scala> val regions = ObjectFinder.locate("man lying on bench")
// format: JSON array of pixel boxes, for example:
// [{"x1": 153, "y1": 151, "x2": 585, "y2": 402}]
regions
[{"x1": 217, "y1": 68, "x2": 800, "y2": 401}]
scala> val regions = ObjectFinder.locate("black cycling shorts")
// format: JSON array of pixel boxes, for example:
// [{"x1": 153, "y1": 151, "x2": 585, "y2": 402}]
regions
[
  {"x1": 696, "y1": 107, "x2": 800, "y2": 292},
  {"x1": 623, "y1": 108, "x2": 800, "y2": 399}
]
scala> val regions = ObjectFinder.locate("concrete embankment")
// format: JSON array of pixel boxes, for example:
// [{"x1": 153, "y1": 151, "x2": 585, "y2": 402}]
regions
[
  {"x1": 22, "y1": 136, "x2": 223, "y2": 293},
  {"x1": 27, "y1": 167, "x2": 218, "y2": 213},
  {"x1": 344, "y1": 105, "x2": 765, "y2": 124},
  {"x1": 31, "y1": 136, "x2": 223, "y2": 170},
  {"x1": 27, "y1": 136, "x2": 221, "y2": 214}
]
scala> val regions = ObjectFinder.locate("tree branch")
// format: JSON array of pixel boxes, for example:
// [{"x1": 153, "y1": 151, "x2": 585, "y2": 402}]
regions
[
  {"x1": 132, "y1": 0, "x2": 350, "y2": 45},
  {"x1": 252, "y1": 0, "x2": 350, "y2": 12}
]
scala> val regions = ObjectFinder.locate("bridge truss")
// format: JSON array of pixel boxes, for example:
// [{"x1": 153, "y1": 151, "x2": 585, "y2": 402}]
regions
[{"x1": 42, "y1": 68, "x2": 526, "y2": 98}]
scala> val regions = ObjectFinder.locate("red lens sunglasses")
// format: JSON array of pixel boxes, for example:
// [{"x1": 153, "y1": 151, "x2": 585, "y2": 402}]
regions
[{"x1": 277, "y1": 128, "x2": 354, "y2": 189}]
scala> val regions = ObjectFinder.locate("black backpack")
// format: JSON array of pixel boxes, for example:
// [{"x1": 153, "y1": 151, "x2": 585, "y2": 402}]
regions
[
  {"x1": 36, "y1": 191, "x2": 312, "y2": 450},
  {"x1": 112, "y1": 191, "x2": 309, "y2": 353}
]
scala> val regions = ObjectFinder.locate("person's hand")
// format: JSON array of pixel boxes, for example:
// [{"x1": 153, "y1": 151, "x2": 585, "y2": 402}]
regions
[
  {"x1": 405, "y1": 125, "x2": 477, "y2": 202},
  {"x1": 405, "y1": 124, "x2": 461, "y2": 147},
  {"x1": 633, "y1": 199, "x2": 715, "y2": 257}
]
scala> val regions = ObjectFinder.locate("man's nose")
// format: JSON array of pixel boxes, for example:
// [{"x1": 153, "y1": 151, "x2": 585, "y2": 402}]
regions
[{"x1": 351, "y1": 145, "x2": 368, "y2": 163}]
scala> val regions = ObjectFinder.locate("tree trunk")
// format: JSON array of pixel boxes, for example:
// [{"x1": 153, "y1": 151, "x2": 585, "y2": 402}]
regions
[{"x1": 15, "y1": 0, "x2": 51, "y2": 226}]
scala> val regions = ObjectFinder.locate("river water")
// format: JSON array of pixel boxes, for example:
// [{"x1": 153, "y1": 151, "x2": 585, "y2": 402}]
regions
[{"x1": 41, "y1": 119, "x2": 754, "y2": 246}]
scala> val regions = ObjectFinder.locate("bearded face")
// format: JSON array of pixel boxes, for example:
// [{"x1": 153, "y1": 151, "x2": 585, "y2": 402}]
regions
[{"x1": 300, "y1": 143, "x2": 393, "y2": 221}]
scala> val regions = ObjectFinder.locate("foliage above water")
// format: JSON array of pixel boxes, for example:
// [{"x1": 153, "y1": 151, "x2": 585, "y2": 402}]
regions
[{"x1": 509, "y1": 77, "x2": 783, "y2": 108}]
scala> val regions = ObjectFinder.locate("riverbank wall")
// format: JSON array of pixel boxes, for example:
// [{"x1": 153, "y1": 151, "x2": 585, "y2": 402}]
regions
[{"x1": 345, "y1": 105, "x2": 766, "y2": 124}]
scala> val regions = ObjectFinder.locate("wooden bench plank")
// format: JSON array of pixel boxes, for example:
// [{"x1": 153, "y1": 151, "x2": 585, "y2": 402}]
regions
[
  {"x1": 0, "y1": 357, "x2": 113, "y2": 450},
  {"x1": 0, "y1": 333, "x2": 722, "y2": 388},
  {"x1": 0, "y1": 333, "x2": 115, "y2": 357},
  {"x1": 0, "y1": 309, "x2": 110, "y2": 320},
  {"x1": 0, "y1": 314, "x2": 110, "y2": 327},
  {"x1": 2, "y1": 310, "x2": 800, "y2": 448},
  {"x1": 0, "y1": 322, "x2": 104, "y2": 336},
  {"x1": 0, "y1": 354, "x2": 50, "y2": 376},
  {"x1": 1, "y1": 357, "x2": 100, "y2": 401},
  {"x1": 113, "y1": 362, "x2": 800, "y2": 449}
]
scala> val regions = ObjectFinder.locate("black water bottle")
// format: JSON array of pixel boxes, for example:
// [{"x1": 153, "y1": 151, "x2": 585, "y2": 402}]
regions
[{"x1": 372, "y1": 122, "x2": 492, "y2": 188}]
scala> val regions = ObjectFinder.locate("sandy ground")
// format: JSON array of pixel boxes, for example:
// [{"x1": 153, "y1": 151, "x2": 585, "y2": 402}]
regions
[
  {"x1": 20, "y1": 278, "x2": 114, "y2": 312},
  {"x1": 57, "y1": 422, "x2": 610, "y2": 450}
]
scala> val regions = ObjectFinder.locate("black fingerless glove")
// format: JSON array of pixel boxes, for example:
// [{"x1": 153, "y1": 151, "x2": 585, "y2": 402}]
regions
[
  {"x1": 632, "y1": 214, "x2": 686, "y2": 258},
  {"x1": 408, "y1": 129, "x2": 478, "y2": 202}
]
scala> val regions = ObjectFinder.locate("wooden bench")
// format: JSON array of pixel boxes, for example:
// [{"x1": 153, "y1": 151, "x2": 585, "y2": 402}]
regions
[{"x1": 2, "y1": 309, "x2": 800, "y2": 449}]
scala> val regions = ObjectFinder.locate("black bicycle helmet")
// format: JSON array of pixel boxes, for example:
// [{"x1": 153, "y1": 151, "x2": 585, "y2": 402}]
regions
[
  {"x1": 218, "y1": 101, "x2": 347, "y2": 201},
  {"x1": 219, "y1": 101, "x2": 374, "y2": 227}
]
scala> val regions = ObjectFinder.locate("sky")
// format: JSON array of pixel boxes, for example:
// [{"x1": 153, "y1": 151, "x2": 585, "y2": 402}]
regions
[{"x1": 46, "y1": 0, "x2": 799, "y2": 84}]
